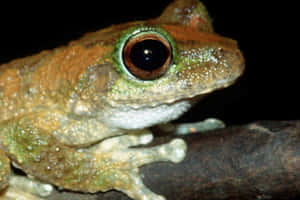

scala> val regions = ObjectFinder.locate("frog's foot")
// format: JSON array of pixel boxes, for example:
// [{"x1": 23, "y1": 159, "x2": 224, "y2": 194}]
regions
[
  {"x1": 157, "y1": 118, "x2": 226, "y2": 135},
  {"x1": 95, "y1": 136, "x2": 187, "y2": 200},
  {"x1": 8, "y1": 174, "x2": 53, "y2": 198},
  {"x1": 106, "y1": 138, "x2": 187, "y2": 165}
]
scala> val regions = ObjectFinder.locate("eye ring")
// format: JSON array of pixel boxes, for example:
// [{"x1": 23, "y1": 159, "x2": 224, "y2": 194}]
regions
[{"x1": 122, "y1": 32, "x2": 172, "y2": 80}]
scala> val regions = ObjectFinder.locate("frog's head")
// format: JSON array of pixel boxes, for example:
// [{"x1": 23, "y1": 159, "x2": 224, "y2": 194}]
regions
[
  {"x1": 104, "y1": 0, "x2": 244, "y2": 107},
  {"x1": 74, "y1": 0, "x2": 244, "y2": 129}
]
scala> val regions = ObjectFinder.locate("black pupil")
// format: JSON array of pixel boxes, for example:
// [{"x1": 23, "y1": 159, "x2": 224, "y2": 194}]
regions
[{"x1": 129, "y1": 39, "x2": 169, "y2": 71}]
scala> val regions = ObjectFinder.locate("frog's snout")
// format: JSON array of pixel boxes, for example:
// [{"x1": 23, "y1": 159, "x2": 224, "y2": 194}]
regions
[
  {"x1": 174, "y1": 38, "x2": 245, "y2": 94},
  {"x1": 214, "y1": 45, "x2": 245, "y2": 84}
]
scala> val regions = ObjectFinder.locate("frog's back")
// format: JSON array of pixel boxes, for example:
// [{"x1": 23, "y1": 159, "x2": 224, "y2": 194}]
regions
[
  {"x1": 0, "y1": 39, "x2": 107, "y2": 122},
  {"x1": 0, "y1": 51, "x2": 51, "y2": 122}
]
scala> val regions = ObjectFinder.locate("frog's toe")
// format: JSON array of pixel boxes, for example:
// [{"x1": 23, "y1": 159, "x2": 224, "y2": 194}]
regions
[
  {"x1": 166, "y1": 139, "x2": 187, "y2": 163},
  {"x1": 117, "y1": 174, "x2": 166, "y2": 200},
  {"x1": 174, "y1": 118, "x2": 226, "y2": 135},
  {"x1": 9, "y1": 175, "x2": 53, "y2": 197},
  {"x1": 107, "y1": 138, "x2": 187, "y2": 167},
  {"x1": 1, "y1": 186, "x2": 46, "y2": 200},
  {"x1": 138, "y1": 138, "x2": 186, "y2": 165}
]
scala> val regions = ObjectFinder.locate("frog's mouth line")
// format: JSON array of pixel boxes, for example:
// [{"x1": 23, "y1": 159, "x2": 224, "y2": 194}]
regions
[{"x1": 107, "y1": 76, "x2": 239, "y2": 109}]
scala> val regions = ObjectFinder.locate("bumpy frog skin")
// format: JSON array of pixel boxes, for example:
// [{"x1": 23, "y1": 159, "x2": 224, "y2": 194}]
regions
[{"x1": 0, "y1": 0, "x2": 244, "y2": 199}]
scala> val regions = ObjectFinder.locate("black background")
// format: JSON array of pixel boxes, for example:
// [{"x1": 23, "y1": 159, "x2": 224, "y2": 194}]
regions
[
  {"x1": 0, "y1": 1, "x2": 297, "y2": 126},
  {"x1": 0, "y1": 1, "x2": 298, "y2": 199}
]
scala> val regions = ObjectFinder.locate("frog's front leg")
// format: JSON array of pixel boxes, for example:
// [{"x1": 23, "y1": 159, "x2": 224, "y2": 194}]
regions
[
  {"x1": 82, "y1": 129, "x2": 186, "y2": 200},
  {"x1": 0, "y1": 118, "x2": 186, "y2": 200}
]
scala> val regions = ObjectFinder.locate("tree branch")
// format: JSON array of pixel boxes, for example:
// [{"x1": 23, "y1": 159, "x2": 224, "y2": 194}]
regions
[{"x1": 47, "y1": 120, "x2": 300, "y2": 200}]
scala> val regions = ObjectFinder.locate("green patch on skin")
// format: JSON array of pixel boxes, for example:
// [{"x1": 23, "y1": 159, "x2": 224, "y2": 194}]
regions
[{"x1": 1, "y1": 120, "x2": 50, "y2": 164}]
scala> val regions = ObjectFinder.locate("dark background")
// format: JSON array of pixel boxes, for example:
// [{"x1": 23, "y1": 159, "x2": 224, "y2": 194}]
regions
[
  {"x1": 0, "y1": 1, "x2": 297, "y2": 126},
  {"x1": 0, "y1": 1, "x2": 298, "y2": 199}
]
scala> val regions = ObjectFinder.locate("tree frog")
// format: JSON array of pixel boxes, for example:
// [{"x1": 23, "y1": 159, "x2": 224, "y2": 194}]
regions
[{"x1": 0, "y1": 0, "x2": 244, "y2": 199}]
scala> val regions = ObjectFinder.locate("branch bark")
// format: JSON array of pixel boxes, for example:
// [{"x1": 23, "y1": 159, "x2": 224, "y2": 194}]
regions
[{"x1": 47, "y1": 120, "x2": 300, "y2": 200}]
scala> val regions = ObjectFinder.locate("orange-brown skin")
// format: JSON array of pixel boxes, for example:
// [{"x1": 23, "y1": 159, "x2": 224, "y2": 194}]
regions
[{"x1": 0, "y1": 0, "x2": 244, "y2": 199}]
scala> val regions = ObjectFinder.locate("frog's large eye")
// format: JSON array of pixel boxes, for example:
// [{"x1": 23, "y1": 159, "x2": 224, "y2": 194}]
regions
[{"x1": 122, "y1": 32, "x2": 172, "y2": 80}]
